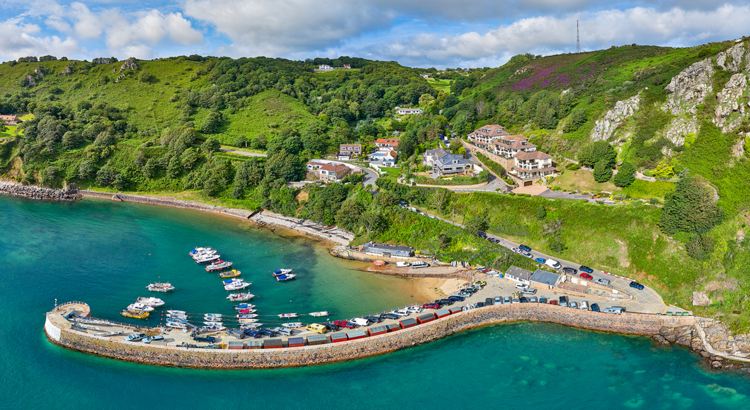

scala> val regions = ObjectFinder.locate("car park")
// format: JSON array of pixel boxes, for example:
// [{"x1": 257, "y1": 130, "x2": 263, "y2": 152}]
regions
[
  {"x1": 590, "y1": 303, "x2": 600, "y2": 312},
  {"x1": 519, "y1": 245, "x2": 532, "y2": 252},
  {"x1": 630, "y1": 281, "x2": 645, "y2": 290},
  {"x1": 603, "y1": 306, "x2": 624, "y2": 315},
  {"x1": 559, "y1": 296, "x2": 568, "y2": 307},
  {"x1": 579, "y1": 266, "x2": 594, "y2": 274},
  {"x1": 594, "y1": 278, "x2": 610, "y2": 286},
  {"x1": 534, "y1": 257, "x2": 546, "y2": 264},
  {"x1": 503, "y1": 296, "x2": 511, "y2": 304},
  {"x1": 494, "y1": 296, "x2": 502, "y2": 305},
  {"x1": 529, "y1": 296, "x2": 538, "y2": 303},
  {"x1": 580, "y1": 273, "x2": 593, "y2": 280},
  {"x1": 569, "y1": 301, "x2": 578, "y2": 309},
  {"x1": 545, "y1": 259, "x2": 562, "y2": 269},
  {"x1": 562, "y1": 267, "x2": 578, "y2": 275},
  {"x1": 579, "y1": 301, "x2": 589, "y2": 310}
]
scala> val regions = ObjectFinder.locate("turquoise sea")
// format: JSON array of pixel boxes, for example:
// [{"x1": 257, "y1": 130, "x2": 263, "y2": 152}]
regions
[{"x1": 1, "y1": 195, "x2": 748, "y2": 409}]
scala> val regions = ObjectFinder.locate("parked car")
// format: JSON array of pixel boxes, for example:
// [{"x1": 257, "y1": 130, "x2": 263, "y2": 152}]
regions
[
  {"x1": 407, "y1": 306, "x2": 422, "y2": 314},
  {"x1": 545, "y1": 259, "x2": 562, "y2": 269},
  {"x1": 503, "y1": 296, "x2": 511, "y2": 304},
  {"x1": 512, "y1": 297, "x2": 520, "y2": 304},
  {"x1": 324, "y1": 323, "x2": 340, "y2": 332},
  {"x1": 438, "y1": 299, "x2": 454, "y2": 305},
  {"x1": 559, "y1": 296, "x2": 569, "y2": 307},
  {"x1": 476, "y1": 302, "x2": 485, "y2": 307},
  {"x1": 519, "y1": 297, "x2": 528, "y2": 303},
  {"x1": 594, "y1": 278, "x2": 610, "y2": 286},
  {"x1": 580, "y1": 273, "x2": 593, "y2": 280},
  {"x1": 423, "y1": 302, "x2": 440, "y2": 309},
  {"x1": 520, "y1": 288, "x2": 537, "y2": 295},
  {"x1": 630, "y1": 281, "x2": 645, "y2": 290},
  {"x1": 529, "y1": 296, "x2": 538, "y2": 303},
  {"x1": 494, "y1": 296, "x2": 502, "y2": 305},
  {"x1": 449, "y1": 295, "x2": 465, "y2": 302},
  {"x1": 473, "y1": 280, "x2": 487, "y2": 287},
  {"x1": 603, "y1": 306, "x2": 624, "y2": 315},
  {"x1": 477, "y1": 231, "x2": 487, "y2": 239},
  {"x1": 519, "y1": 245, "x2": 532, "y2": 252},
  {"x1": 534, "y1": 257, "x2": 546, "y2": 264},
  {"x1": 458, "y1": 292, "x2": 473, "y2": 298},
  {"x1": 396, "y1": 261, "x2": 411, "y2": 268},
  {"x1": 391, "y1": 310, "x2": 408, "y2": 317},
  {"x1": 366, "y1": 316, "x2": 383, "y2": 323},
  {"x1": 590, "y1": 303, "x2": 601, "y2": 312},
  {"x1": 515, "y1": 283, "x2": 529, "y2": 290},
  {"x1": 569, "y1": 301, "x2": 578, "y2": 309},
  {"x1": 579, "y1": 265, "x2": 594, "y2": 274},
  {"x1": 463, "y1": 287, "x2": 478, "y2": 293},
  {"x1": 194, "y1": 335, "x2": 216, "y2": 343},
  {"x1": 521, "y1": 251, "x2": 533, "y2": 259},
  {"x1": 562, "y1": 267, "x2": 578, "y2": 275},
  {"x1": 579, "y1": 301, "x2": 589, "y2": 310},
  {"x1": 485, "y1": 298, "x2": 493, "y2": 306},
  {"x1": 511, "y1": 247, "x2": 520, "y2": 253},
  {"x1": 539, "y1": 298, "x2": 548, "y2": 303},
  {"x1": 334, "y1": 320, "x2": 356, "y2": 329},
  {"x1": 381, "y1": 313, "x2": 399, "y2": 320},
  {"x1": 351, "y1": 318, "x2": 370, "y2": 327},
  {"x1": 550, "y1": 300, "x2": 558, "y2": 305}
]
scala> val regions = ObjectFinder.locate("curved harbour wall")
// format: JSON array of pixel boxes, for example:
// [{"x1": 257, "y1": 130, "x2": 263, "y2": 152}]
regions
[{"x1": 45, "y1": 303, "x2": 693, "y2": 369}]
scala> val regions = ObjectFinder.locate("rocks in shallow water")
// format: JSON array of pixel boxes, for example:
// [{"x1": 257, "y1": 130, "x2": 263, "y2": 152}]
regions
[
  {"x1": 712, "y1": 360, "x2": 723, "y2": 369},
  {"x1": 0, "y1": 181, "x2": 80, "y2": 201},
  {"x1": 652, "y1": 334, "x2": 670, "y2": 346}
]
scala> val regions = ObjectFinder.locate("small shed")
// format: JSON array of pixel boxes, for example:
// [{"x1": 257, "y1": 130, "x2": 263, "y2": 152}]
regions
[
  {"x1": 505, "y1": 266, "x2": 533, "y2": 284},
  {"x1": 247, "y1": 340, "x2": 263, "y2": 349},
  {"x1": 331, "y1": 332, "x2": 348, "y2": 343},
  {"x1": 399, "y1": 318, "x2": 418, "y2": 329},
  {"x1": 368, "y1": 325, "x2": 388, "y2": 336},
  {"x1": 417, "y1": 313, "x2": 437, "y2": 324},
  {"x1": 386, "y1": 323, "x2": 400, "y2": 332},
  {"x1": 346, "y1": 329, "x2": 368, "y2": 341},
  {"x1": 435, "y1": 308, "x2": 451, "y2": 318},
  {"x1": 307, "y1": 334, "x2": 329, "y2": 345},
  {"x1": 530, "y1": 269, "x2": 561, "y2": 287},
  {"x1": 449, "y1": 307, "x2": 463, "y2": 315},
  {"x1": 288, "y1": 337, "x2": 306, "y2": 347},
  {"x1": 227, "y1": 341, "x2": 245, "y2": 350},
  {"x1": 365, "y1": 242, "x2": 413, "y2": 257},
  {"x1": 263, "y1": 338, "x2": 283, "y2": 349}
]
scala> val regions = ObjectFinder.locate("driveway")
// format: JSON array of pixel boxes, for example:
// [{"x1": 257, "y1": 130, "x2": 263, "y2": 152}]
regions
[{"x1": 219, "y1": 148, "x2": 267, "y2": 157}]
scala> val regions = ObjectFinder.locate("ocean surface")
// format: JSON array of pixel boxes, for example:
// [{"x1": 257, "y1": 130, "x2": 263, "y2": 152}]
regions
[{"x1": 1, "y1": 195, "x2": 748, "y2": 409}]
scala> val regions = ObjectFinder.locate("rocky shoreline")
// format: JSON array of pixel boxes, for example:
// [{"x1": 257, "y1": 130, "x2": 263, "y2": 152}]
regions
[
  {"x1": 653, "y1": 320, "x2": 750, "y2": 373},
  {"x1": 0, "y1": 181, "x2": 80, "y2": 201}
]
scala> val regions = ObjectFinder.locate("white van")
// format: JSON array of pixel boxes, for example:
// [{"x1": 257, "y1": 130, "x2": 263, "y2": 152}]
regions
[
  {"x1": 545, "y1": 259, "x2": 562, "y2": 269},
  {"x1": 603, "y1": 306, "x2": 624, "y2": 315},
  {"x1": 351, "y1": 318, "x2": 370, "y2": 327},
  {"x1": 396, "y1": 262, "x2": 411, "y2": 268},
  {"x1": 411, "y1": 261, "x2": 429, "y2": 268}
]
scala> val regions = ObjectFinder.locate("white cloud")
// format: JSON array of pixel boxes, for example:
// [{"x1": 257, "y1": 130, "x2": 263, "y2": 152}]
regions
[{"x1": 0, "y1": 18, "x2": 80, "y2": 60}]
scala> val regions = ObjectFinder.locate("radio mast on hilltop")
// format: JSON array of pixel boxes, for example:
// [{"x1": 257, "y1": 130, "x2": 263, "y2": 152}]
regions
[{"x1": 576, "y1": 19, "x2": 581, "y2": 53}]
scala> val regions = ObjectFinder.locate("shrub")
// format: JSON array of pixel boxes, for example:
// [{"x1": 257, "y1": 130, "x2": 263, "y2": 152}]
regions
[
  {"x1": 660, "y1": 175, "x2": 724, "y2": 235},
  {"x1": 593, "y1": 160, "x2": 613, "y2": 182},
  {"x1": 686, "y1": 234, "x2": 714, "y2": 261},
  {"x1": 566, "y1": 163, "x2": 581, "y2": 170},
  {"x1": 613, "y1": 162, "x2": 636, "y2": 187}
]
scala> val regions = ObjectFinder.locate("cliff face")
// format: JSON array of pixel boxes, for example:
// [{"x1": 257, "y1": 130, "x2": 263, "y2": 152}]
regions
[
  {"x1": 663, "y1": 58, "x2": 715, "y2": 115},
  {"x1": 590, "y1": 93, "x2": 640, "y2": 142}
]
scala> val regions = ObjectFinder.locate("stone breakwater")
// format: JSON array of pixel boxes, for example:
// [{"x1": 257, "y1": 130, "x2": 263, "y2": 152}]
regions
[
  {"x1": 0, "y1": 181, "x2": 80, "y2": 201},
  {"x1": 79, "y1": 190, "x2": 353, "y2": 246},
  {"x1": 45, "y1": 303, "x2": 693, "y2": 369}
]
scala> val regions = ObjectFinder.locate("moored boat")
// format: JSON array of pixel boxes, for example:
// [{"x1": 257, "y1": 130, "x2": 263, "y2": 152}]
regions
[
  {"x1": 227, "y1": 293, "x2": 254, "y2": 302},
  {"x1": 272, "y1": 269, "x2": 292, "y2": 277},
  {"x1": 121, "y1": 310, "x2": 149, "y2": 319},
  {"x1": 135, "y1": 297, "x2": 165, "y2": 307},
  {"x1": 234, "y1": 303, "x2": 256, "y2": 310},
  {"x1": 237, "y1": 309, "x2": 257, "y2": 314},
  {"x1": 146, "y1": 282, "x2": 175, "y2": 292},
  {"x1": 282, "y1": 322, "x2": 303, "y2": 328},
  {"x1": 204, "y1": 313, "x2": 222, "y2": 320},
  {"x1": 238, "y1": 316, "x2": 259, "y2": 322},
  {"x1": 167, "y1": 310, "x2": 186, "y2": 316},
  {"x1": 218, "y1": 270, "x2": 241, "y2": 278},
  {"x1": 278, "y1": 313, "x2": 299, "y2": 319},
  {"x1": 194, "y1": 253, "x2": 220, "y2": 264},
  {"x1": 240, "y1": 323, "x2": 262, "y2": 329},
  {"x1": 308, "y1": 311, "x2": 330, "y2": 317},
  {"x1": 276, "y1": 273, "x2": 296, "y2": 282},
  {"x1": 203, "y1": 321, "x2": 223, "y2": 326},
  {"x1": 165, "y1": 322, "x2": 186, "y2": 329},
  {"x1": 224, "y1": 282, "x2": 251, "y2": 291},
  {"x1": 206, "y1": 260, "x2": 233, "y2": 272},
  {"x1": 127, "y1": 303, "x2": 154, "y2": 312},
  {"x1": 200, "y1": 324, "x2": 225, "y2": 332}
]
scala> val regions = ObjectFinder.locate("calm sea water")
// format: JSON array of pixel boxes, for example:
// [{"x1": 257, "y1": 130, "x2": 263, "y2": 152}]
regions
[{"x1": 1, "y1": 195, "x2": 748, "y2": 409}]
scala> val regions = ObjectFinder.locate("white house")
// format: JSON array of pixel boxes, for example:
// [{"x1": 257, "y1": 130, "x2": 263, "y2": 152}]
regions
[
  {"x1": 369, "y1": 150, "x2": 397, "y2": 167},
  {"x1": 396, "y1": 108, "x2": 423, "y2": 115},
  {"x1": 318, "y1": 64, "x2": 333, "y2": 71},
  {"x1": 504, "y1": 266, "x2": 533, "y2": 285},
  {"x1": 468, "y1": 124, "x2": 510, "y2": 149}
]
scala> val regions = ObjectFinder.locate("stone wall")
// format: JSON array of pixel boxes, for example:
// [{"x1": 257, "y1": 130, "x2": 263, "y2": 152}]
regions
[
  {"x1": 0, "y1": 181, "x2": 80, "y2": 201},
  {"x1": 45, "y1": 303, "x2": 689, "y2": 369}
]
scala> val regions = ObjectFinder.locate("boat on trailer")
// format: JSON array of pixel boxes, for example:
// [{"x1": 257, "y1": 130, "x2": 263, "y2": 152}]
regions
[
  {"x1": 206, "y1": 260, "x2": 233, "y2": 272},
  {"x1": 146, "y1": 282, "x2": 175, "y2": 292},
  {"x1": 272, "y1": 269, "x2": 292, "y2": 277}
]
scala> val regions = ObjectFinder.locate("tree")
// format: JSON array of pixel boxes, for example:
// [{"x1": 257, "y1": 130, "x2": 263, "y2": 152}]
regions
[
  {"x1": 201, "y1": 137, "x2": 220, "y2": 154},
  {"x1": 465, "y1": 210, "x2": 489, "y2": 235},
  {"x1": 564, "y1": 108, "x2": 587, "y2": 132},
  {"x1": 361, "y1": 211, "x2": 387, "y2": 234},
  {"x1": 234, "y1": 135, "x2": 247, "y2": 148},
  {"x1": 93, "y1": 131, "x2": 116, "y2": 147},
  {"x1": 443, "y1": 94, "x2": 458, "y2": 109},
  {"x1": 264, "y1": 149, "x2": 305, "y2": 182},
  {"x1": 613, "y1": 162, "x2": 636, "y2": 187},
  {"x1": 419, "y1": 94, "x2": 435, "y2": 107},
  {"x1": 376, "y1": 191, "x2": 399, "y2": 208},
  {"x1": 449, "y1": 138, "x2": 463, "y2": 154},
  {"x1": 200, "y1": 111, "x2": 222, "y2": 134},
  {"x1": 62, "y1": 131, "x2": 81, "y2": 149},
  {"x1": 578, "y1": 141, "x2": 616, "y2": 169},
  {"x1": 78, "y1": 160, "x2": 96, "y2": 180},
  {"x1": 166, "y1": 156, "x2": 181, "y2": 179},
  {"x1": 335, "y1": 199, "x2": 365, "y2": 231},
  {"x1": 652, "y1": 159, "x2": 675, "y2": 178},
  {"x1": 686, "y1": 234, "x2": 715, "y2": 261},
  {"x1": 593, "y1": 159, "x2": 613, "y2": 182},
  {"x1": 429, "y1": 188, "x2": 450, "y2": 211},
  {"x1": 180, "y1": 148, "x2": 200, "y2": 169},
  {"x1": 96, "y1": 167, "x2": 117, "y2": 186},
  {"x1": 142, "y1": 158, "x2": 157, "y2": 179},
  {"x1": 536, "y1": 206, "x2": 547, "y2": 220},
  {"x1": 660, "y1": 175, "x2": 724, "y2": 235}
]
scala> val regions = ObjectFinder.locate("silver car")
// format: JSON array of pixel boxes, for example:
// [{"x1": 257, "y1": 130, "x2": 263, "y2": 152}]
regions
[
  {"x1": 579, "y1": 301, "x2": 589, "y2": 310},
  {"x1": 594, "y1": 278, "x2": 610, "y2": 286},
  {"x1": 569, "y1": 301, "x2": 578, "y2": 309},
  {"x1": 503, "y1": 296, "x2": 511, "y2": 304},
  {"x1": 494, "y1": 296, "x2": 502, "y2": 305},
  {"x1": 529, "y1": 296, "x2": 538, "y2": 303}
]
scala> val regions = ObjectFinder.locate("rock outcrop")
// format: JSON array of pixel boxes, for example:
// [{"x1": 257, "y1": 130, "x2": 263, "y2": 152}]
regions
[
  {"x1": 731, "y1": 136, "x2": 746, "y2": 157},
  {"x1": 115, "y1": 58, "x2": 137, "y2": 83},
  {"x1": 713, "y1": 73, "x2": 749, "y2": 133},
  {"x1": 23, "y1": 75, "x2": 35, "y2": 86},
  {"x1": 590, "y1": 93, "x2": 640, "y2": 141},
  {"x1": 692, "y1": 291, "x2": 712, "y2": 306},
  {"x1": 663, "y1": 58, "x2": 714, "y2": 115},
  {"x1": 663, "y1": 117, "x2": 698, "y2": 147},
  {"x1": 61, "y1": 65, "x2": 72, "y2": 76},
  {"x1": 34, "y1": 67, "x2": 44, "y2": 78},
  {"x1": 0, "y1": 181, "x2": 80, "y2": 201},
  {"x1": 716, "y1": 43, "x2": 746, "y2": 72}
]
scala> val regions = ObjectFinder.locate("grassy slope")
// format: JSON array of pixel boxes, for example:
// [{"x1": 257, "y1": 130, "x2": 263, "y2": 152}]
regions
[
  {"x1": 552, "y1": 169, "x2": 676, "y2": 200},
  {"x1": 426, "y1": 78, "x2": 452, "y2": 94}
]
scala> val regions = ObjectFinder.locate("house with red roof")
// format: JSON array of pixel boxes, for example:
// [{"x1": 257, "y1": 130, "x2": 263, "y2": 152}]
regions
[
  {"x1": 0, "y1": 114, "x2": 21, "y2": 126},
  {"x1": 375, "y1": 138, "x2": 399, "y2": 150}
]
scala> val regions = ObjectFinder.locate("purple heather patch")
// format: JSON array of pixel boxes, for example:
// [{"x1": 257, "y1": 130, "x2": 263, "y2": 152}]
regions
[{"x1": 511, "y1": 66, "x2": 560, "y2": 91}]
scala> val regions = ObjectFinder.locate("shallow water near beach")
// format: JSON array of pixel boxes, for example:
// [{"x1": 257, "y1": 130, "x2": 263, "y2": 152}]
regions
[{"x1": 1, "y1": 194, "x2": 748, "y2": 409}]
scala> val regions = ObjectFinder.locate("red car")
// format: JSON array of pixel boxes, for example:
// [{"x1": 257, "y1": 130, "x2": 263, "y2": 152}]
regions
[
  {"x1": 334, "y1": 320, "x2": 356, "y2": 329},
  {"x1": 580, "y1": 273, "x2": 593, "y2": 280},
  {"x1": 422, "y1": 302, "x2": 440, "y2": 309},
  {"x1": 550, "y1": 300, "x2": 558, "y2": 305}
]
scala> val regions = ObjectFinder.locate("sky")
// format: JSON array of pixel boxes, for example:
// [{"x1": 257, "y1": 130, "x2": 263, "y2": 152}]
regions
[{"x1": 0, "y1": 0, "x2": 748, "y2": 68}]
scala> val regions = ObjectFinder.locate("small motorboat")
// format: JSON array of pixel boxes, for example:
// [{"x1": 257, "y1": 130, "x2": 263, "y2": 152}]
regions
[
  {"x1": 121, "y1": 310, "x2": 149, "y2": 319},
  {"x1": 278, "y1": 313, "x2": 299, "y2": 319},
  {"x1": 194, "y1": 253, "x2": 220, "y2": 264},
  {"x1": 206, "y1": 260, "x2": 233, "y2": 272},
  {"x1": 167, "y1": 310, "x2": 186, "y2": 316},
  {"x1": 166, "y1": 321, "x2": 187, "y2": 329},
  {"x1": 308, "y1": 311, "x2": 330, "y2": 317},
  {"x1": 127, "y1": 303, "x2": 154, "y2": 312},
  {"x1": 225, "y1": 282, "x2": 251, "y2": 291},
  {"x1": 282, "y1": 322, "x2": 304, "y2": 328},
  {"x1": 240, "y1": 323, "x2": 262, "y2": 329},
  {"x1": 238, "y1": 317, "x2": 259, "y2": 323},
  {"x1": 143, "y1": 335, "x2": 164, "y2": 344},
  {"x1": 237, "y1": 309, "x2": 257, "y2": 315},
  {"x1": 167, "y1": 318, "x2": 188, "y2": 325},
  {"x1": 190, "y1": 247, "x2": 214, "y2": 254},
  {"x1": 227, "y1": 293, "x2": 254, "y2": 302},
  {"x1": 373, "y1": 260, "x2": 386, "y2": 266},
  {"x1": 272, "y1": 269, "x2": 292, "y2": 277},
  {"x1": 200, "y1": 324, "x2": 226, "y2": 332},
  {"x1": 222, "y1": 278, "x2": 244, "y2": 284},
  {"x1": 234, "y1": 303, "x2": 256, "y2": 310},
  {"x1": 219, "y1": 270, "x2": 241, "y2": 278},
  {"x1": 146, "y1": 282, "x2": 175, "y2": 292},
  {"x1": 204, "y1": 313, "x2": 222, "y2": 320},
  {"x1": 203, "y1": 321, "x2": 223, "y2": 326},
  {"x1": 276, "y1": 273, "x2": 296, "y2": 282},
  {"x1": 136, "y1": 297, "x2": 165, "y2": 307}
]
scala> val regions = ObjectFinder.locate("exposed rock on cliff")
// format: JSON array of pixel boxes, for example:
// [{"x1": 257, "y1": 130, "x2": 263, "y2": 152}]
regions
[
  {"x1": 23, "y1": 75, "x2": 35, "y2": 86},
  {"x1": 692, "y1": 291, "x2": 712, "y2": 306},
  {"x1": 119, "y1": 58, "x2": 137, "y2": 74},
  {"x1": 663, "y1": 117, "x2": 698, "y2": 147},
  {"x1": 34, "y1": 67, "x2": 44, "y2": 78},
  {"x1": 590, "y1": 93, "x2": 640, "y2": 141},
  {"x1": 716, "y1": 43, "x2": 747, "y2": 72},
  {"x1": 663, "y1": 58, "x2": 714, "y2": 115},
  {"x1": 714, "y1": 73, "x2": 749, "y2": 133}
]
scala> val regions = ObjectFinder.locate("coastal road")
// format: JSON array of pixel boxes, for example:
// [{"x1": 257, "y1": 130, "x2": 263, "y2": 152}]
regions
[
  {"x1": 413, "y1": 207, "x2": 672, "y2": 314},
  {"x1": 360, "y1": 166, "x2": 379, "y2": 191}
]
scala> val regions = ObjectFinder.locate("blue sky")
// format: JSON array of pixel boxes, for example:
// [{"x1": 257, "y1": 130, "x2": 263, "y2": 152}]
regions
[{"x1": 1, "y1": 0, "x2": 748, "y2": 68}]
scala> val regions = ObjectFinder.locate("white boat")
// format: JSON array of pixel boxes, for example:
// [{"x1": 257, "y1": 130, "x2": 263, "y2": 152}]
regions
[
  {"x1": 272, "y1": 269, "x2": 292, "y2": 277},
  {"x1": 236, "y1": 310, "x2": 257, "y2": 316},
  {"x1": 203, "y1": 321, "x2": 223, "y2": 326},
  {"x1": 200, "y1": 324, "x2": 225, "y2": 332},
  {"x1": 166, "y1": 322, "x2": 187, "y2": 329},
  {"x1": 194, "y1": 254, "x2": 220, "y2": 264},
  {"x1": 275, "y1": 273, "x2": 296, "y2": 282},
  {"x1": 146, "y1": 282, "x2": 175, "y2": 292},
  {"x1": 238, "y1": 316, "x2": 259, "y2": 322},
  {"x1": 234, "y1": 303, "x2": 256, "y2": 310},
  {"x1": 135, "y1": 297, "x2": 165, "y2": 307},
  {"x1": 204, "y1": 313, "x2": 222, "y2": 320},
  {"x1": 127, "y1": 303, "x2": 154, "y2": 312},
  {"x1": 282, "y1": 322, "x2": 304, "y2": 328},
  {"x1": 240, "y1": 323, "x2": 262, "y2": 329},
  {"x1": 222, "y1": 278, "x2": 244, "y2": 284},
  {"x1": 167, "y1": 310, "x2": 186, "y2": 315},
  {"x1": 224, "y1": 282, "x2": 251, "y2": 291},
  {"x1": 191, "y1": 247, "x2": 213, "y2": 253},
  {"x1": 308, "y1": 311, "x2": 330, "y2": 317},
  {"x1": 227, "y1": 293, "x2": 254, "y2": 302},
  {"x1": 278, "y1": 313, "x2": 299, "y2": 319}
]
